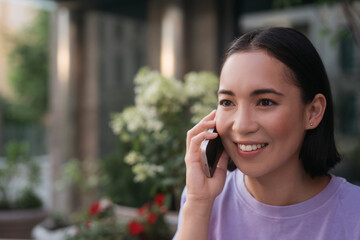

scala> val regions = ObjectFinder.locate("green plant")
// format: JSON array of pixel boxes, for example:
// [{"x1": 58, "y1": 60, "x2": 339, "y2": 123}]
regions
[
  {"x1": 56, "y1": 158, "x2": 100, "y2": 196},
  {"x1": 3, "y1": 10, "x2": 49, "y2": 124},
  {"x1": 0, "y1": 141, "x2": 42, "y2": 209},
  {"x1": 100, "y1": 150, "x2": 156, "y2": 208},
  {"x1": 57, "y1": 153, "x2": 156, "y2": 210},
  {"x1": 14, "y1": 187, "x2": 42, "y2": 209},
  {"x1": 110, "y1": 67, "x2": 218, "y2": 208}
]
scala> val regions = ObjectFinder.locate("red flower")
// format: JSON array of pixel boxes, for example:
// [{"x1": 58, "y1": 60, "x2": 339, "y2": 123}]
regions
[
  {"x1": 147, "y1": 213, "x2": 158, "y2": 225},
  {"x1": 84, "y1": 221, "x2": 92, "y2": 228},
  {"x1": 154, "y1": 193, "x2": 166, "y2": 206},
  {"x1": 89, "y1": 202, "x2": 100, "y2": 216},
  {"x1": 137, "y1": 202, "x2": 150, "y2": 215},
  {"x1": 160, "y1": 205, "x2": 168, "y2": 214},
  {"x1": 128, "y1": 221, "x2": 144, "y2": 235}
]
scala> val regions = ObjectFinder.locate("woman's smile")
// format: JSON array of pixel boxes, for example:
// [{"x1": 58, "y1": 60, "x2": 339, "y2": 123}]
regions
[
  {"x1": 235, "y1": 142, "x2": 268, "y2": 158},
  {"x1": 237, "y1": 143, "x2": 268, "y2": 152}
]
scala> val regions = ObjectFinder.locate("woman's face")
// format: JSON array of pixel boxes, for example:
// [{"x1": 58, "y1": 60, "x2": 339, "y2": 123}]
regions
[{"x1": 217, "y1": 50, "x2": 309, "y2": 179}]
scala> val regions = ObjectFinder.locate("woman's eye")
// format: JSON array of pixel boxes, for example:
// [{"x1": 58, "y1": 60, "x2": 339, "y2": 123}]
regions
[
  {"x1": 219, "y1": 100, "x2": 234, "y2": 107},
  {"x1": 258, "y1": 99, "x2": 276, "y2": 106}
]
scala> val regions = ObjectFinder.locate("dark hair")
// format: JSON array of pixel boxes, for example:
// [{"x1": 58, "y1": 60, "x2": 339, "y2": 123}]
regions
[{"x1": 224, "y1": 27, "x2": 341, "y2": 177}]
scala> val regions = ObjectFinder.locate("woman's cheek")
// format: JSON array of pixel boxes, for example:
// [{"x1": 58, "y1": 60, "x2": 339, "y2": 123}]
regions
[
  {"x1": 264, "y1": 111, "x2": 296, "y2": 139},
  {"x1": 216, "y1": 110, "x2": 230, "y2": 137},
  {"x1": 215, "y1": 110, "x2": 225, "y2": 133}
]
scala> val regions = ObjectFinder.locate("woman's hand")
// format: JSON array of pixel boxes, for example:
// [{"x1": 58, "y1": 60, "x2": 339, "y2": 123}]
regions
[
  {"x1": 176, "y1": 110, "x2": 229, "y2": 240},
  {"x1": 185, "y1": 109, "x2": 229, "y2": 205}
]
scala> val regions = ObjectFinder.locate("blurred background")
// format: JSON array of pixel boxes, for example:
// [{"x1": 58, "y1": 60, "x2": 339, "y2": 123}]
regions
[{"x1": 0, "y1": 0, "x2": 359, "y2": 239}]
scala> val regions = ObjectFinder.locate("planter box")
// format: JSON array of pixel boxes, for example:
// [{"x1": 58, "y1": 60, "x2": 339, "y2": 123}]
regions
[{"x1": 0, "y1": 208, "x2": 47, "y2": 239}]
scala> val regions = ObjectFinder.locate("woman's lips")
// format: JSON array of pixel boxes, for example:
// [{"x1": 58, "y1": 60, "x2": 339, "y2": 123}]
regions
[
  {"x1": 237, "y1": 143, "x2": 268, "y2": 152},
  {"x1": 235, "y1": 142, "x2": 268, "y2": 157}
]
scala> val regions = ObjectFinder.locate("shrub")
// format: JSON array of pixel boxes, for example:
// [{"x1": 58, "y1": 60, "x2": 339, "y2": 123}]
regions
[
  {"x1": 110, "y1": 67, "x2": 218, "y2": 208},
  {"x1": 0, "y1": 141, "x2": 42, "y2": 209}
]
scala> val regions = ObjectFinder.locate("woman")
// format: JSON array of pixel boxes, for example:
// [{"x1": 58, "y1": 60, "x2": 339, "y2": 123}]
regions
[{"x1": 174, "y1": 27, "x2": 360, "y2": 239}]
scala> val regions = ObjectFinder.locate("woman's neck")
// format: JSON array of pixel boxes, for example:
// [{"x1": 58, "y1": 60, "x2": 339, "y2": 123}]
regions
[{"x1": 244, "y1": 166, "x2": 330, "y2": 206}]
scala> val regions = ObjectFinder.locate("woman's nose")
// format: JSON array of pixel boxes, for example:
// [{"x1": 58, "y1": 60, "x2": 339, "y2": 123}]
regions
[{"x1": 231, "y1": 106, "x2": 259, "y2": 135}]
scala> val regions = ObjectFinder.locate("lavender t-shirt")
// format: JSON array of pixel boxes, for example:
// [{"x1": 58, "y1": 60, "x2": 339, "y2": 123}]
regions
[{"x1": 174, "y1": 170, "x2": 360, "y2": 239}]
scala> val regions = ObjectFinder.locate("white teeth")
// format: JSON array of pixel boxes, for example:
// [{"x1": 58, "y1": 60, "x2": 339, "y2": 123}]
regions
[{"x1": 238, "y1": 143, "x2": 267, "y2": 152}]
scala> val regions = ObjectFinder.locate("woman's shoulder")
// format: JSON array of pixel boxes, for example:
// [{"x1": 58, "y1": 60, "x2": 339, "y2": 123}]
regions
[
  {"x1": 339, "y1": 178, "x2": 360, "y2": 196},
  {"x1": 334, "y1": 176, "x2": 360, "y2": 211},
  {"x1": 332, "y1": 176, "x2": 360, "y2": 237}
]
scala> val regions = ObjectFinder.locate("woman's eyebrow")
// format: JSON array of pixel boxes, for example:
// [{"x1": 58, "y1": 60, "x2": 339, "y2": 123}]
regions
[
  {"x1": 217, "y1": 88, "x2": 284, "y2": 96},
  {"x1": 217, "y1": 89, "x2": 235, "y2": 96},
  {"x1": 251, "y1": 88, "x2": 284, "y2": 96}
]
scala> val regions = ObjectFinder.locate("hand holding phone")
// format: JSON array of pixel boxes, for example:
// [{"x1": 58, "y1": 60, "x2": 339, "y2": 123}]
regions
[{"x1": 201, "y1": 127, "x2": 224, "y2": 178}]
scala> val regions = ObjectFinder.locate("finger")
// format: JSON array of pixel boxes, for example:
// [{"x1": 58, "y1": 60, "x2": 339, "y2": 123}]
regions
[
  {"x1": 189, "y1": 109, "x2": 216, "y2": 135},
  {"x1": 186, "y1": 110, "x2": 216, "y2": 148},
  {"x1": 185, "y1": 131, "x2": 218, "y2": 164},
  {"x1": 186, "y1": 121, "x2": 216, "y2": 149},
  {"x1": 205, "y1": 109, "x2": 217, "y2": 120}
]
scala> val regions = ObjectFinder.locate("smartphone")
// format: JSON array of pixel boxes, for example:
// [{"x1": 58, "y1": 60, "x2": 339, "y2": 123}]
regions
[{"x1": 201, "y1": 127, "x2": 224, "y2": 178}]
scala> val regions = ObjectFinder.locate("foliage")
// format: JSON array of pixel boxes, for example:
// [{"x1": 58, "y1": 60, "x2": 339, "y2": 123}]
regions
[
  {"x1": 110, "y1": 67, "x2": 219, "y2": 207},
  {"x1": 3, "y1": 10, "x2": 50, "y2": 123},
  {"x1": 100, "y1": 151, "x2": 156, "y2": 207},
  {"x1": 56, "y1": 158, "x2": 100, "y2": 197},
  {"x1": 14, "y1": 187, "x2": 43, "y2": 209},
  {"x1": 67, "y1": 194, "x2": 171, "y2": 240},
  {"x1": 58, "y1": 153, "x2": 155, "y2": 209},
  {"x1": 0, "y1": 141, "x2": 42, "y2": 209}
]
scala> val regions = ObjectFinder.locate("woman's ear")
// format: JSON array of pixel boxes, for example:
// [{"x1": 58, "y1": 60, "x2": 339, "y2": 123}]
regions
[{"x1": 306, "y1": 93, "x2": 327, "y2": 130}]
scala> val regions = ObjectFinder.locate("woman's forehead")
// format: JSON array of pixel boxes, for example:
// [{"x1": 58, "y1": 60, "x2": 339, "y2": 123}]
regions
[
  {"x1": 222, "y1": 50, "x2": 283, "y2": 72},
  {"x1": 220, "y1": 51, "x2": 295, "y2": 88}
]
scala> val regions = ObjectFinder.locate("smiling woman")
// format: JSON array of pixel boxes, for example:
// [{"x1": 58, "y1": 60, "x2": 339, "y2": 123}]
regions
[
  {"x1": 217, "y1": 51, "x2": 320, "y2": 182},
  {"x1": 173, "y1": 27, "x2": 360, "y2": 240}
]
